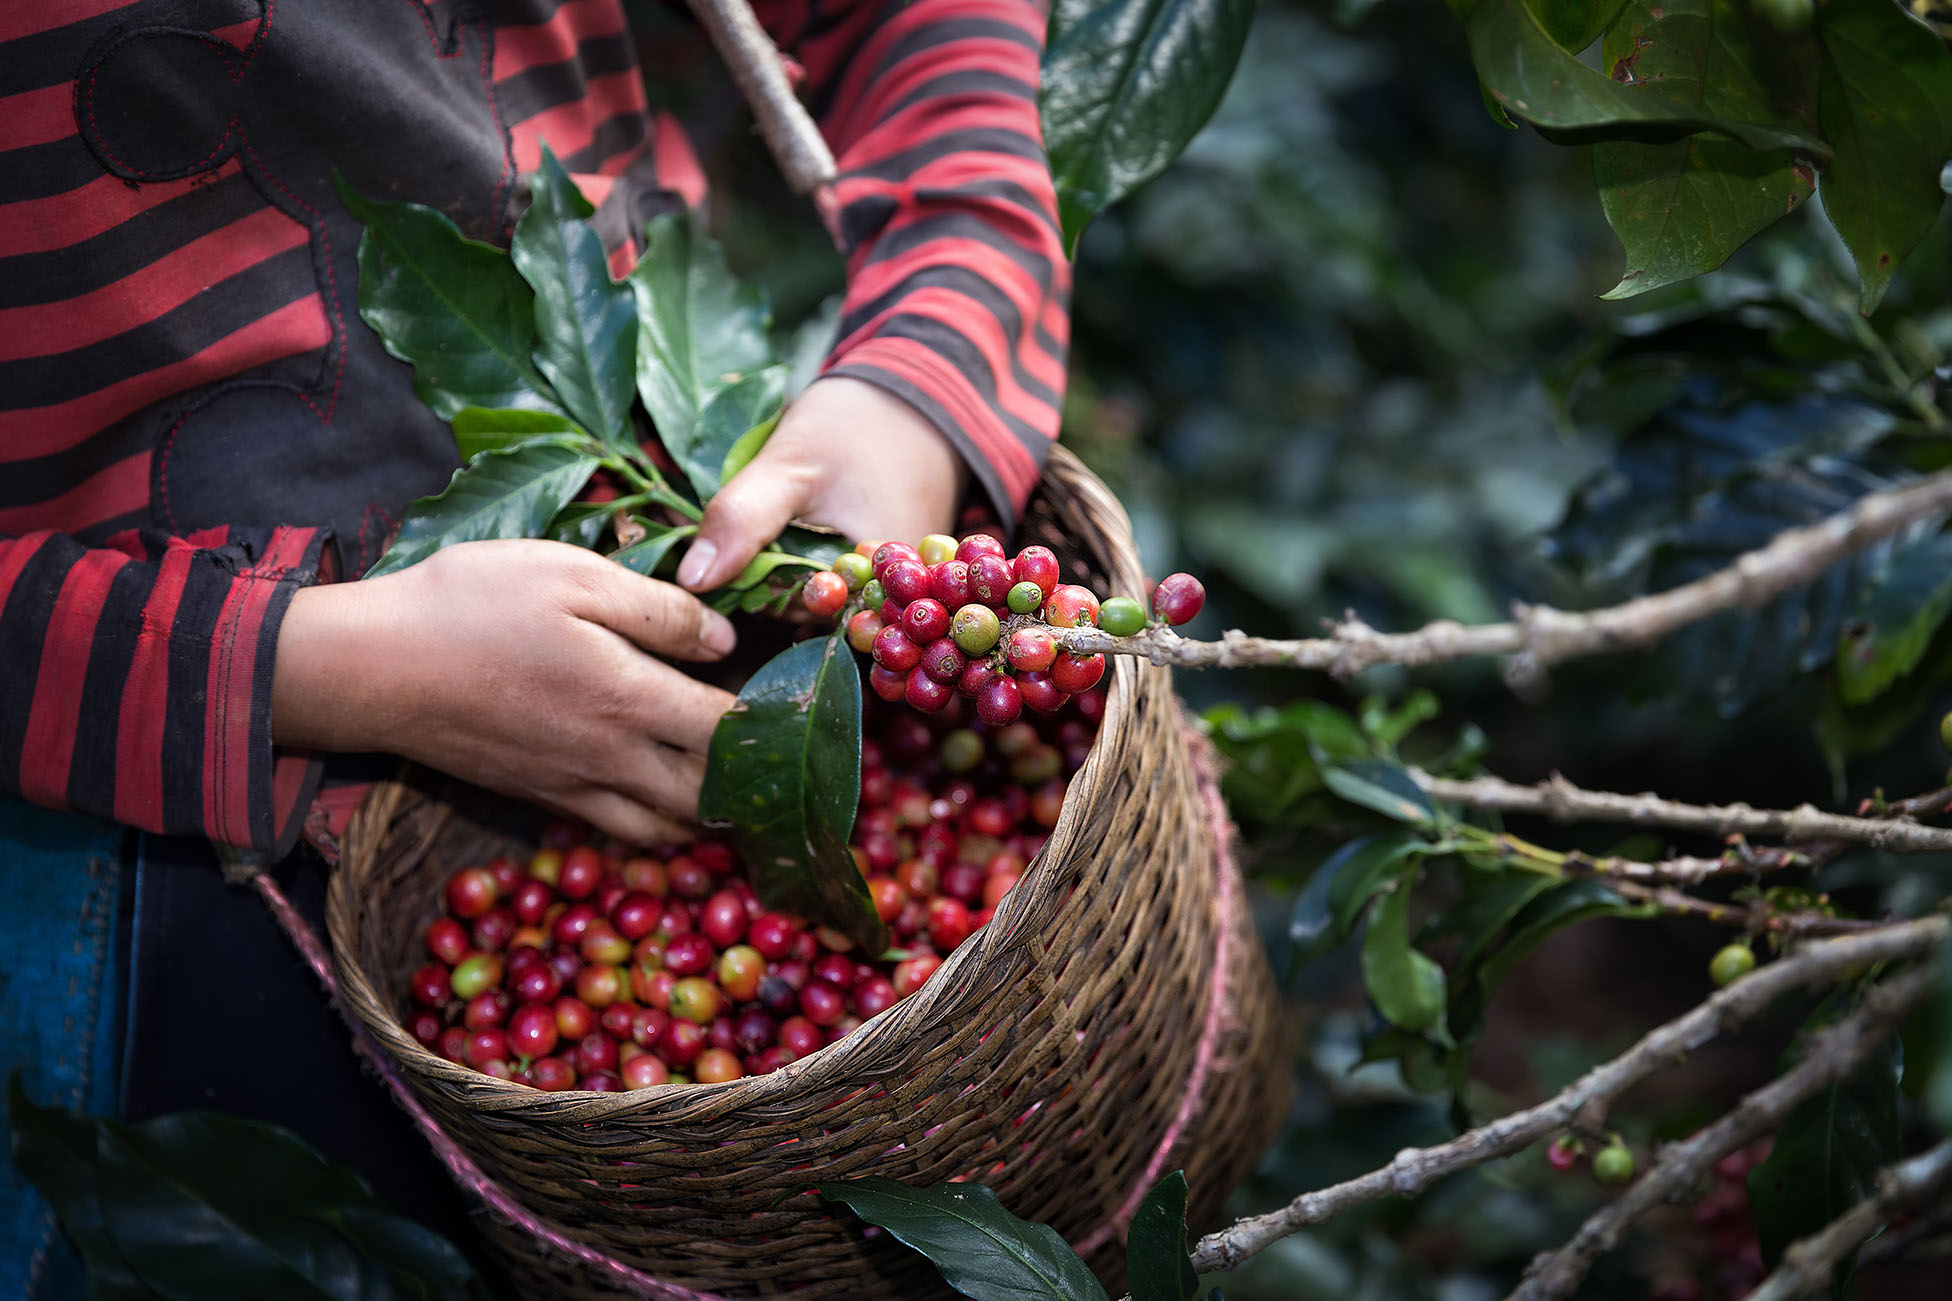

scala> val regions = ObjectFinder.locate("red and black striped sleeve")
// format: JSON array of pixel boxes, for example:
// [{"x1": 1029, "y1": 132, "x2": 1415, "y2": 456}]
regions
[
  {"x1": 759, "y1": 0, "x2": 1071, "y2": 530},
  {"x1": 0, "y1": 526, "x2": 330, "y2": 856}
]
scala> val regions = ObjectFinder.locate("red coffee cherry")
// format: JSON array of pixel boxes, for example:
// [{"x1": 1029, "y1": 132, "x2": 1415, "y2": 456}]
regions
[
  {"x1": 968, "y1": 554, "x2": 1014, "y2": 608},
  {"x1": 1004, "y1": 627, "x2": 1057, "y2": 673},
  {"x1": 905, "y1": 671, "x2": 954, "y2": 713},
  {"x1": 955, "y1": 533, "x2": 1006, "y2": 564},
  {"x1": 801, "y1": 571, "x2": 849, "y2": 618},
  {"x1": 425, "y1": 918, "x2": 470, "y2": 966},
  {"x1": 976, "y1": 676, "x2": 1024, "y2": 726},
  {"x1": 1043, "y1": 584, "x2": 1100, "y2": 629},
  {"x1": 444, "y1": 867, "x2": 499, "y2": 919},
  {"x1": 902, "y1": 599, "x2": 951, "y2": 644},
  {"x1": 1050, "y1": 652, "x2": 1105, "y2": 694},
  {"x1": 1017, "y1": 671, "x2": 1070, "y2": 714},
  {"x1": 930, "y1": 560, "x2": 973, "y2": 609},
  {"x1": 1012, "y1": 545, "x2": 1060, "y2": 596},
  {"x1": 920, "y1": 637, "x2": 967, "y2": 684},
  {"x1": 846, "y1": 609, "x2": 883, "y2": 654},
  {"x1": 1151, "y1": 573, "x2": 1205, "y2": 626},
  {"x1": 872, "y1": 626, "x2": 923, "y2": 672},
  {"x1": 869, "y1": 664, "x2": 909, "y2": 702},
  {"x1": 882, "y1": 559, "x2": 932, "y2": 606}
]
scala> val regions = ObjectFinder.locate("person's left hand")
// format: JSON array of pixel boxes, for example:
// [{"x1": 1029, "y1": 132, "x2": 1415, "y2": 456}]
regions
[{"x1": 673, "y1": 376, "x2": 969, "y2": 591}]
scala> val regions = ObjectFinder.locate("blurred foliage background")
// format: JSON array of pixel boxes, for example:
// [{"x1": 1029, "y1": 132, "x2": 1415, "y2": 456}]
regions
[{"x1": 641, "y1": 0, "x2": 1952, "y2": 1294}]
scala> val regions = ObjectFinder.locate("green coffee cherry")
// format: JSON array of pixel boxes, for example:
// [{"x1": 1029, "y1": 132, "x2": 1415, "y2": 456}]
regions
[
  {"x1": 1709, "y1": 943, "x2": 1756, "y2": 986},
  {"x1": 832, "y1": 552, "x2": 872, "y2": 590},
  {"x1": 1100, "y1": 596, "x2": 1147, "y2": 637},
  {"x1": 1593, "y1": 1141, "x2": 1635, "y2": 1187},
  {"x1": 940, "y1": 729, "x2": 984, "y2": 772},
  {"x1": 951, "y1": 604, "x2": 1002, "y2": 655},
  {"x1": 1007, "y1": 582, "x2": 1045, "y2": 615}
]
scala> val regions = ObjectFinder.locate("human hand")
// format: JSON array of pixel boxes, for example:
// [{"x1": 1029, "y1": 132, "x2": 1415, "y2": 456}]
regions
[
  {"x1": 674, "y1": 376, "x2": 969, "y2": 592},
  {"x1": 271, "y1": 539, "x2": 739, "y2": 844}
]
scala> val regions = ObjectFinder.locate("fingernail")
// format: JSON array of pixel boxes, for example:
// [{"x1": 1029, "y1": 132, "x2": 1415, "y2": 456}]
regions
[
  {"x1": 702, "y1": 611, "x2": 737, "y2": 656},
  {"x1": 677, "y1": 539, "x2": 717, "y2": 590}
]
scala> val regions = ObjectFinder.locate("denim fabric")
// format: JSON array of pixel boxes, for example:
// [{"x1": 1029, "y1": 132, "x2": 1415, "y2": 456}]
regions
[{"x1": 0, "y1": 799, "x2": 128, "y2": 1301}]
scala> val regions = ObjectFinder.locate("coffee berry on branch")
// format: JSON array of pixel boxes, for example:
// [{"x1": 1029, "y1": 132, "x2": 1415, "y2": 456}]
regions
[{"x1": 803, "y1": 530, "x2": 1204, "y2": 723}]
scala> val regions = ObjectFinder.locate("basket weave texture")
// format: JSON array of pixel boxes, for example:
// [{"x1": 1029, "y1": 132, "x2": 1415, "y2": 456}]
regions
[{"x1": 327, "y1": 448, "x2": 1287, "y2": 1299}]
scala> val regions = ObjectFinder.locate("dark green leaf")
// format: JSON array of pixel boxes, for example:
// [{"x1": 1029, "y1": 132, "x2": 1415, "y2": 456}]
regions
[
  {"x1": 699, "y1": 634, "x2": 885, "y2": 952},
  {"x1": 719, "y1": 409, "x2": 779, "y2": 486},
  {"x1": 1042, "y1": 0, "x2": 1257, "y2": 251},
  {"x1": 1322, "y1": 760, "x2": 1437, "y2": 826},
  {"x1": 1329, "y1": 834, "x2": 1425, "y2": 940},
  {"x1": 820, "y1": 1177, "x2": 1109, "y2": 1301},
  {"x1": 1289, "y1": 833, "x2": 1414, "y2": 970},
  {"x1": 366, "y1": 441, "x2": 600, "y2": 578},
  {"x1": 680, "y1": 365, "x2": 789, "y2": 498},
  {"x1": 1125, "y1": 1172, "x2": 1197, "y2": 1301},
  {"x1": 335, "y1": 178, "x2": 555, "y2": 421},
  {"x1": 1748, "y1": 990, "x2": 1904, "y2": 1294},
  {"x1": 1813, "y1": 0, "x2": 1952, "y2": 313},
  {"x1": 547, "y1": 500, "x2": 615, "y2": 549},
  {"x1": 10, "y1": 1080, "x2": 484, "y2": 1301},
  {"x1": 1202, "y1": 701, "x2": 1371, "y2": 825},
  {"x1": 1357, "y1": 690, "x2": 1440, "y2": 753},
  {"x1": 1360, "y1": 873, "x2": 1451, "y2": 1043},
  {"x1": 610, "y1": 525, "x2": 695, "y2": 576},
  {"x1": 1836, "y1": 532, "x2": 1952, "y2": 704},
  {"x1": 1424, "y1": 872, "x2": 1560, "y2": 979},
  {"x1": 1926, "y1": 941, "x2": 1952, "y2": 1134},
  {"x1": 1457, "y1": 0, "x2": 1824, "y2": 152},
  {"x1": 628, "y1": 213, "x2": 776, "y2": 468},
  {"x1": 1478, "y1": 880, "x2": 1647, "y2": 993},
  {"x1": 775, "y1": 526, "x2": 852, "y2": 571},
  {"x1": 1527, "y1": 0, "x2": 1628, "y2": 52},
  {"x1": 448, "y1": 406, "x2": 583, "y2": 461},
  {"x1": 511, "y1": 148, "x2": 637, "y2": 447},
  {"x1": 1589, "y1": 0, "x2": 1819, "y2": 296}
]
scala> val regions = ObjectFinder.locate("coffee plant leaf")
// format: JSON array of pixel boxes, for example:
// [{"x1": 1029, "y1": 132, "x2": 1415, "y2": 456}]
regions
[
  {"x1": 1925, "y1": 941, "x2": 1952, "y2": 1134},
  {"x1": 510, "y1": 147, "x2": 637, "y2": 450},
  {"x1": 1748, "y1": 989, "x2": 1904, "y2": 1294},
  {"x1": 684, "y1": 365, "x2": 790, "y2": 499},
  {"x1": 9, "y1": 1079, "x2": 484, "y2": 1301},
  {"x1": 1527, "y1": 0, "x2": 1627, "y2": 52},
  {"x1": 448, "y1": 407, "x2": 583, "y2": 461},
  {"x1": 700, "y1": 632, "x2": 886, "y2": 953},
  {"x1": 1288, "y1": 831, "x2": 1422, "y2": 980},
  {"x1": 1421, "y1": 872, "x2": 1560, "y2": 981},
  {"x1": 819, "y1": 1177, "x2": 1110, "y2": 1301},
  {"x1": 1322, "y1": 760, "x2": 1438, "y2": 827},
  {"x1": 1812, "y1": 0, "x2": 1952, "y2": 314},
  {"x1": 1203, "y1": 700, "x2": 1371, "y2": 825},
  {"x1": 1361, "y1": 870, "x2": 1453, "y2": 1044},
  {"x1": 1456, "y1": 0, "x2": 1823, "y2": 152},
  {"x1": 1042, "y1": 0, "x2": 1256, "y2": 252},
  {"x1": 1125, "y1": 1172, "x2": 1197, "y2": 1301},
  {"x1": 335, "y1": 178, "x2": 556, "y2": 422},
  {"x1": 1476, "y1": 879, "x2": 1648, "y2": 996},
  {"x1": 546, "y1": 500, "x2": 617, "y2": 548},
  {"x1": 629, "y1": 212, "x2": 776, "y2": 481},
  {"x1": 365, "y1": 440, "x2": 602, "y2": 578},
  {"x1": 1836, "y1": 531, "x2": 1952, "y2": 704},
  {"x1": 610, "y1": 524, "x2": 696, "y2": 577},
  {"x1": 1357, "y1": 688, "x2": 1440, "y2": 754}
]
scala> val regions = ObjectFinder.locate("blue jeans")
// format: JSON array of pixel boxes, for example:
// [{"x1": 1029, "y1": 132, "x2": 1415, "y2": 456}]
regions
[{"x1": 0, "y1": 798, "x2": 128, "y2": 1301}]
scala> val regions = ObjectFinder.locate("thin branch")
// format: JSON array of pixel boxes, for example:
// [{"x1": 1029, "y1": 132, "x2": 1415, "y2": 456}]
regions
[
  {"x1": 1184, "y1": 917, "x2": 1947, "y2": 1275},
  {"x1": 1510, "y1": 967, "x2": 1937, "y2": 1301},
  {"x1": 1055, "y1": 467, "x2": 1952, "y2": 679},
  {"x1": 683, "y1": 0, "x2": 836, "y2": 195},
  {"x1": 1562, "y1": 845, "x2": 1812, "y2": 886},
  {"x1": 1413, "y1": 769, "x2": 1952, "y2": 855},
  {"x1": 1601, "y1": 879, "x2": 1877, "y2": 937},
  {"x1": 1746, "y1": 1138, "x2": 1952, "y2": 1301}
]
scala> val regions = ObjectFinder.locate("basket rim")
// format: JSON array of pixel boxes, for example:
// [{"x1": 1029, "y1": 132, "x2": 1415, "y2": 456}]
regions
[{"x1": 326, "y1": 445, "x2": 1172, "y2": 1124}]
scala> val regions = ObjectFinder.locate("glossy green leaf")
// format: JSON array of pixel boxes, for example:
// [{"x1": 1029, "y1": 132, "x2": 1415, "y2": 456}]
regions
[
  {"x1": 1328, "y1": 834, "x2": 1425, "y2": 940},
  {"x1": 448, "y1": 406, "x2": 583, "y2": 461},
  {"x1": 1456, "y1": 0, "x2": 1823, "y2": 152},
  {"x1": 1527, "y1": 0, "x2": 1628, "y2": 52},
  {"x1": 1042, "y1": 0, "x2": 1257, "y2": 251},
  {"x1": 547, "y1": 500, "x2": 616, "y2": 548},
  {"x1": 681, "y1": 365, "x2": 790, "y2": 498},
  {"x1": 365, "y1": 441, "x2": 601, "y2": 578},
  {"x1": 1425, "y1": 872, "x2": 1560, "y2": 979},
  {"x1": 1289, "y1": 833, "x2": 1418, "y2": 972},
  {"x1": 511, "y1": 148, "x2": 637, "y2": 447},
  {"x1": 1361, "y1": 873, "x2": 1451, "y2": 1042},
  {"x1": 719, "y1": 408, "x2": 780, "y2": 486},
  {"x1": 610, "y1": 525, "x2": 695, "y2": 577},
  {"x1": 1357, "y1": 689, "x2": 1440, "y2": 753},
  {"x1": 1322, "y1": 760, "x2": 1437, "y2": 826},
  {"x1": 1748, "y1": 991, "x2": 1904, "y2": 1294},
  {"x1": 1126, "y1": 1172, "x2": 1197, "y2": 1301},
  {"x1": 1813, "y1": 0, "x2": 1952, "y2": 313},
  {"x1": 820, "y1": 1177, "x2": 1109, "y2": 1301},
  {"x1": 628, "y1": 213, "x2": 776, "y2": 475},
  {"x1": 1836, "y1": 533, "x2": 1952, "y2": 704},
  {"x1": 10, "y1": 1079, "x2": 484, "y2": 1301},
  {"x1": 1478, "y1": 879, "x2": 1647, "y2": 993},
  {"x1": 1202, "y1": 701, "x2": 1372, "y2": 825},
  {"x1": 335, "y1": 178, "x2": 555, "y2": 421},
  {"x1": 699, "y1": 634, "x2": 885, "y2": 952}
]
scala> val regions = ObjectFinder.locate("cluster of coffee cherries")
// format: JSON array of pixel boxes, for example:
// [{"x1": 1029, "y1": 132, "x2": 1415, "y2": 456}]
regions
[
  {"x1": 403, "y1": 685, "x2": 1102, "y2": 1091},
  {"x1": 1546, "y1": 1132, "x2": 1636, "y2": 1187},
  {"x1": 799, "y1": 532, "x2": 1204, "y2": 725},
  {"x1": 1646, "y1": 1140, "x2": 1771, "y2": 1301}
]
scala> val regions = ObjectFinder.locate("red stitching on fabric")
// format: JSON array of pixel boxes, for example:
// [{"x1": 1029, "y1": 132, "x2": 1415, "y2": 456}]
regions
[
  {"x1": 232, "y1": 0, "x2": 274, "y2": 79},
  {"x1": 240, "y1": 134, "x2": 345, "y2": 422},
  {"x1": 399, "y1": 0, "x2": 464, "y2": 59},
  {"x1": 479, "y1": 19, "x2": 514, "y2": 231},
  {"x1": 81, "y1": 60, "x2": 237, "y2": 180},
  {"x1": 157, "y1": 408, "x2": 191, "y2": 530}
]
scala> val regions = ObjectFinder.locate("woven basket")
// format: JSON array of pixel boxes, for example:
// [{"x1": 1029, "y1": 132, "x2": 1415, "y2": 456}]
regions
[{"x1": 327, "y1": 448, "x2": 1287, "y2": 1298}]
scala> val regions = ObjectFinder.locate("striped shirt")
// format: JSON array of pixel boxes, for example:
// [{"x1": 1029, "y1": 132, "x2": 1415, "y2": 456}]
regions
[{"x1": 0, "y1": 0, "x2": 1069, "y2": 855}]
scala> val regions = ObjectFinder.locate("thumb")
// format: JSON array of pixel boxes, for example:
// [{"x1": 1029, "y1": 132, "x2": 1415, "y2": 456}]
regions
[{"x1": 675, "y1": 448, "x2": 820, "y2": 591}]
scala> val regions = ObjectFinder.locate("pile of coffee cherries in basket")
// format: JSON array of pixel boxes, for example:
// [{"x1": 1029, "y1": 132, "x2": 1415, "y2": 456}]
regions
[
  {"x1": 799, "y1": 531, "x2": 1203, "y2": 722},
  {"x1": 406, "y1": 689, "x2": 1105, "y2": 1091}
]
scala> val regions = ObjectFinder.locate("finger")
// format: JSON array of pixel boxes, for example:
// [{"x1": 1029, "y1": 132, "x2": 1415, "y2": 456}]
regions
[
  {"x1": 676, "y1": 440, "x2": 821, "y2": 591},
  {"x1": 554, "y1": 788, "x2": 695, "y2": 849},
  {"x1": 568, "y1": 562, "x2": 737, "y2": 661},
  {"x1": 609, "y1": 741, "x2": 709, "y2": 822},
  {"x1": 618, "y1": 661, "x2": 738, "y2": 755}
]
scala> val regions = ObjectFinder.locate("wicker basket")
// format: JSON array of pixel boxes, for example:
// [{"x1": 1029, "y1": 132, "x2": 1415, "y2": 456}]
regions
[{"x1": 327, "y1": 448, "x2": 1288, "y2": 1299}]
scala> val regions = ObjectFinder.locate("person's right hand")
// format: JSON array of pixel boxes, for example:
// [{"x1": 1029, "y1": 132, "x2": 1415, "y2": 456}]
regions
[{"x1": 271, "y1": 539, "x2": 739, "y2": 845}]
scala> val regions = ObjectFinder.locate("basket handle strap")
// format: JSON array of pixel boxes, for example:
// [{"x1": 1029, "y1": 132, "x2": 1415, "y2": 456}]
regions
[{"x1": 242, "y1": 866, "x2": 727, "y2": 1301}]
